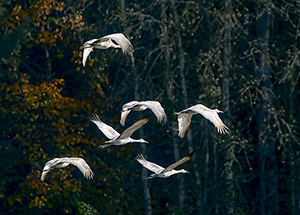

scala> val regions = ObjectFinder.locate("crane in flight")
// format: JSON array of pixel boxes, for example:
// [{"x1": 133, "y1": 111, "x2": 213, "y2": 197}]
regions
[
  {"x1": 120, "y1": 101, "x2": 167, "y2": 126},
  {"x1": 41, "y1": 157, "x2": 94, "y2": 181},
  {"x1": 175, "y1": 104, "x2": 228, "y2": 138},
  {"x1": 90, "y1": 114, "x2": 150, "y2": 149},
  {"x1": 82, "y1": 33, "x2": 134, "y2": 66},
  {"x1": 136, "y1": 151, "x2": 194, "y2": 179}
]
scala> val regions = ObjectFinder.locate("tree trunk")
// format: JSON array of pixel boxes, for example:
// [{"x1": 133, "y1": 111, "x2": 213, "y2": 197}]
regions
[
  {"x1": 121, "y1": 0, "x2": 152, "y2": 213},
  {"x1": 169, "y1": 1, "x2": 203, "y2": 213},
  {"x1": 160, "y1": 1, "x2": 185, "y2": 212},
  {"x1": 256, "y1": 3, "x2": 279, "y2": 215},
  {"x1": 223, "y1": 0, "x2": 234, "y2": 213}
]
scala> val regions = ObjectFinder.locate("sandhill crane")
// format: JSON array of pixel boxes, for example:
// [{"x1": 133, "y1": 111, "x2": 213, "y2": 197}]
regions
[
  {"x1": 89, "y1": 114, "x2": 150, "y2": 149},
  {"x1": 82, "y1": 33, "x2": 134, "y2": 66},
  {"x1": 175, "y1": 104, "x2": 229, "y2": 138},
  {"x1": 120, "y1": 101, "x2": 167, "y2": 126},
  {"x1": 41, "y1": 157, "x2": 94, "y2": 181},
  {"x1": 136, "y1": 151, "x2": 194, "y2": 179}
]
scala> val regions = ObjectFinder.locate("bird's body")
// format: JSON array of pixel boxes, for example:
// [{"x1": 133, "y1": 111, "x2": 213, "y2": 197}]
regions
[
  {"x1": 175, "y1": 104, "x2": 228, "y2": 138},
  {"x1": 90, "y1": 114, "x2": 150, "y2": 149},
  {"x1": 136, "y1": 151, "x2": 194, "y2": 179},
  {"x1": 82, "y1": 33, "x2": 134, "y2": 66},
  {"x1": 41, "y1": 157, "x2": 94, "y2": 181},
  {"x1": 121, "y1": 101, "x2": 167, "y2": 126}
]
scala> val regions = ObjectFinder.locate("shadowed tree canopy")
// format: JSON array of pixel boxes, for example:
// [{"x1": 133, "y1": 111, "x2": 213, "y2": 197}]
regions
[{"x1": 0, "y1": 0, "x2": 299, "y2": 214}]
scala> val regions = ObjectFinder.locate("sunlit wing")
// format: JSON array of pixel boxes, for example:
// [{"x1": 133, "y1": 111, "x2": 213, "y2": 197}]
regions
[
  {"x1": 204, "y1": 112, "x2": 229, "y2": 134},
  {"x1": 119, "y1": 114, "x2": 151, "y2": 138},
  {"x1": 120, "y1": 110, "x2": 131, "y2": 126},
  {"x1": 82, "y1": 47, "x2": 93, "y2": 66},
  {"x1": 41, "y1": 157, "x2": 93, "y2": 181},
  {"x1": 100, "y1": 33, "x2": 134, "y2": 54},
  {"x1": 190, "y1": 104, "x2": 228, "y2": 134},
  {"x1": 41, "y1": 158, "x2": 66, "y2": 181},
  {"x1": 140, "y1": 101, "x2": 167, "y2": 124},
  {"x1": 163, "y1": 151, "x2": 195, "y2": 172},
  {"x1": 89, "y1": 114, "x2": 120, "y2": 139},
  {"x1": 177, "y1": 113, "x2": 193, "y2": 138},
  {"x1": 136, "y1": 154, "x2": 164, "y2": 173},
  {"x1": 68, "y1": 158, "x2": 94, "y2": 180}
]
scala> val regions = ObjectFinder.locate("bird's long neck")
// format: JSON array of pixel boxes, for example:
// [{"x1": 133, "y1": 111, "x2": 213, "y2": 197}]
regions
[
  {"x1": 131, "y1": 138, "x2": 147, "y2": 143},
  {"x1": 99, "y1": 143, "x2": 112, "y2": 149}
]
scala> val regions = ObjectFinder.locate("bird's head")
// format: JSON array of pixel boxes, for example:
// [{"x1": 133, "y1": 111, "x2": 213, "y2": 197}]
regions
[
  {"x1": 215, "y1": 109, "x2": 223, "y2": 113},
  {"x1": 181, "y1": 169, "x2": 189, "y2": 174},
  {"x1": 139, "y1": 139, "x2": 148, "y2": 144}
]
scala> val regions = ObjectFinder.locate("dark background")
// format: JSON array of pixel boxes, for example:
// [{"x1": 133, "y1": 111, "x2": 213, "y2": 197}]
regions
[{"x1": 0, "y1": 0, "x2": 299, "y2": 214}]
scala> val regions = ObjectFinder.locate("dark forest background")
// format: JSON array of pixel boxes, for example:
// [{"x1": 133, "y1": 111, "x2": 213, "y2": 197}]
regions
[{"x1": 0, "y1": 0, "x2": 299, "y2": 214}]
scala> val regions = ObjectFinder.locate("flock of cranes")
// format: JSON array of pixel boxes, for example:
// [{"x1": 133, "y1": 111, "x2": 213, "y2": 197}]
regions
[{"x1": 41, "y1": 33, "x2": 229, "y2": 182}]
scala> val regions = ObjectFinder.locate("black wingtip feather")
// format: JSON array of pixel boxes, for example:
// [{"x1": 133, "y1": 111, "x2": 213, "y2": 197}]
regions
[{"x1": 187, "y1": 150, "x2": 195, "y2": 158}]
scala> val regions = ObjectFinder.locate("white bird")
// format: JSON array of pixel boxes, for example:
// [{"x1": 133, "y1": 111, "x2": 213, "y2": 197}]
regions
[
  {"x1": 175, "y1": 104, "x2": 228, "y2": 138},
  {"x1": 41, "y1": 157, "x2": 94, "y2": 181},
  {"x1": 89, "y1": 114, "x2": 150, "y2": 149},
  {"x1": 136, "y1": 151, "x2": 194, "y2": 179},
  {"x1": 82, "y1": 33, "x2": 134, "y2": 66},
  {"x1": 120, "y1": 101, "x2": 167, "y2": 126}
]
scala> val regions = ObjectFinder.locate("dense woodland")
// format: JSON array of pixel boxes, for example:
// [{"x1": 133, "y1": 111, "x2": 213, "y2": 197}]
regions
[{"x1": 0, "y1": 0, "x2": 299, "y2": 214}]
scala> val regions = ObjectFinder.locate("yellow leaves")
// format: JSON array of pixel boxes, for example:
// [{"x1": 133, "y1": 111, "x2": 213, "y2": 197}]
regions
[
  {"x1": 29, "y1": 196, "x2": 47, "y2": 208},
  {"x1": 96, "y1": 84, "x2": 104, "y2": 96},
  {"x1": 37, "y1": 31, "x2": 56, "y2": 45},
  {"x1": 8, "y1": 77, "x2": 66, "y2": 112},
  {"x1": 8, "y1": 194, "x2": 23, "y2": 206}
]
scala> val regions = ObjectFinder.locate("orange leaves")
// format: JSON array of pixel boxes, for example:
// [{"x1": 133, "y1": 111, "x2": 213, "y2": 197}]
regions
[
  {"x1": 30, "y1": 0, "x2": 65, "y2": 23},
  {"x1": 29, "y1": 196, "x2": 47, "y2": 208},
  {"x1": 62, "y1": 11, "x2": 84, "y2": 30},
  {"x1": 1, "y1": 4, "x2": 28, "y2": 30},
  {"x1": 18, "y1": 78, "x2": 65, "y2": 111},
  {"x1": 27, "y1": 0, "x2": 84, "y2": 46}
]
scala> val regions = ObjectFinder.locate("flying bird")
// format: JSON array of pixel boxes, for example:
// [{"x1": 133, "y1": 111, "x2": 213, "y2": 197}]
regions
[
  {"x1": 120, "y1": 101, "x2": 167, "y2": 126},
  {"x1": 136, "y1": 151, "x2": 194, "y2": 179},
  {"x1": 82, "y1": 33, "x2": 134, "y2": 66},
  {"x1": 41, "y1": 157, "x2": 94, "y2": 181},
  {"x1": 90, "y1": 114, "x2": 150, "y2": 149},
  {"x1": 175, "y1": 104, "x2": 228, "y2": 138}
]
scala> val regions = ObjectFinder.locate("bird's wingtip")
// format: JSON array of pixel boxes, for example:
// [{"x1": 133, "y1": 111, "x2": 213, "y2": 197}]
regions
[
  {"x1": 187, "y1": 150, "x2": 195, "y2": 158},
  {"x1": 89, "y1": 113, "x2": 100, "y2": 121}
]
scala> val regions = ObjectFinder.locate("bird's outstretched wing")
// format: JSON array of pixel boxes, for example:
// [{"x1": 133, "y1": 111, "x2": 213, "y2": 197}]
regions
[
  {"x1": 82, "y1": 39, "x2": 98, "y2": 66},
  {"x1": 176, "y1": 112, "x2": 193, "y2": 138},
  {"x1": 163, "y1": 151, "x2": 195, "y2": 173},
  {"x1": 189, "y1": 104, "x2": 229, "y2": 134},
  {"x1": 82, "y1": 47, "x2": 93, "y2": 66},
  {"x1": 136, "y1": 154, "x2": 164, "y2": 173},
  {"x1": 204, "y1": 111, "x2": 229, "y2": 134},
  {"x1": 99, "y1": 33, "x2": 134, "y2": 54},
  {"x1": 41, "y1": 157, "x2": 93, "y2": 181},
  {"x1": 120, "y1": 110, "x2": 131, "y2": 126},
  {"x1": 119, "y1": 114, "x2": 151, "y2": 138},
  {"x1": 41, "y1": 158, "x2": 68, "y2": 181},
  {"x1": 68, "y1": 158, "x2": 94, "y2": 180},
  {"x1": 121, "y1": 101, "x2": 167, "y2": 126},
  {"x1": 139, "y1": 101, "x2": 167, "y2": 124},
  {"x1": 120, "y1": 101, "x2": 141, "y2": 126},
  {"x1": 89, "y1": 114, "x2": 120, "y2": 140}
]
